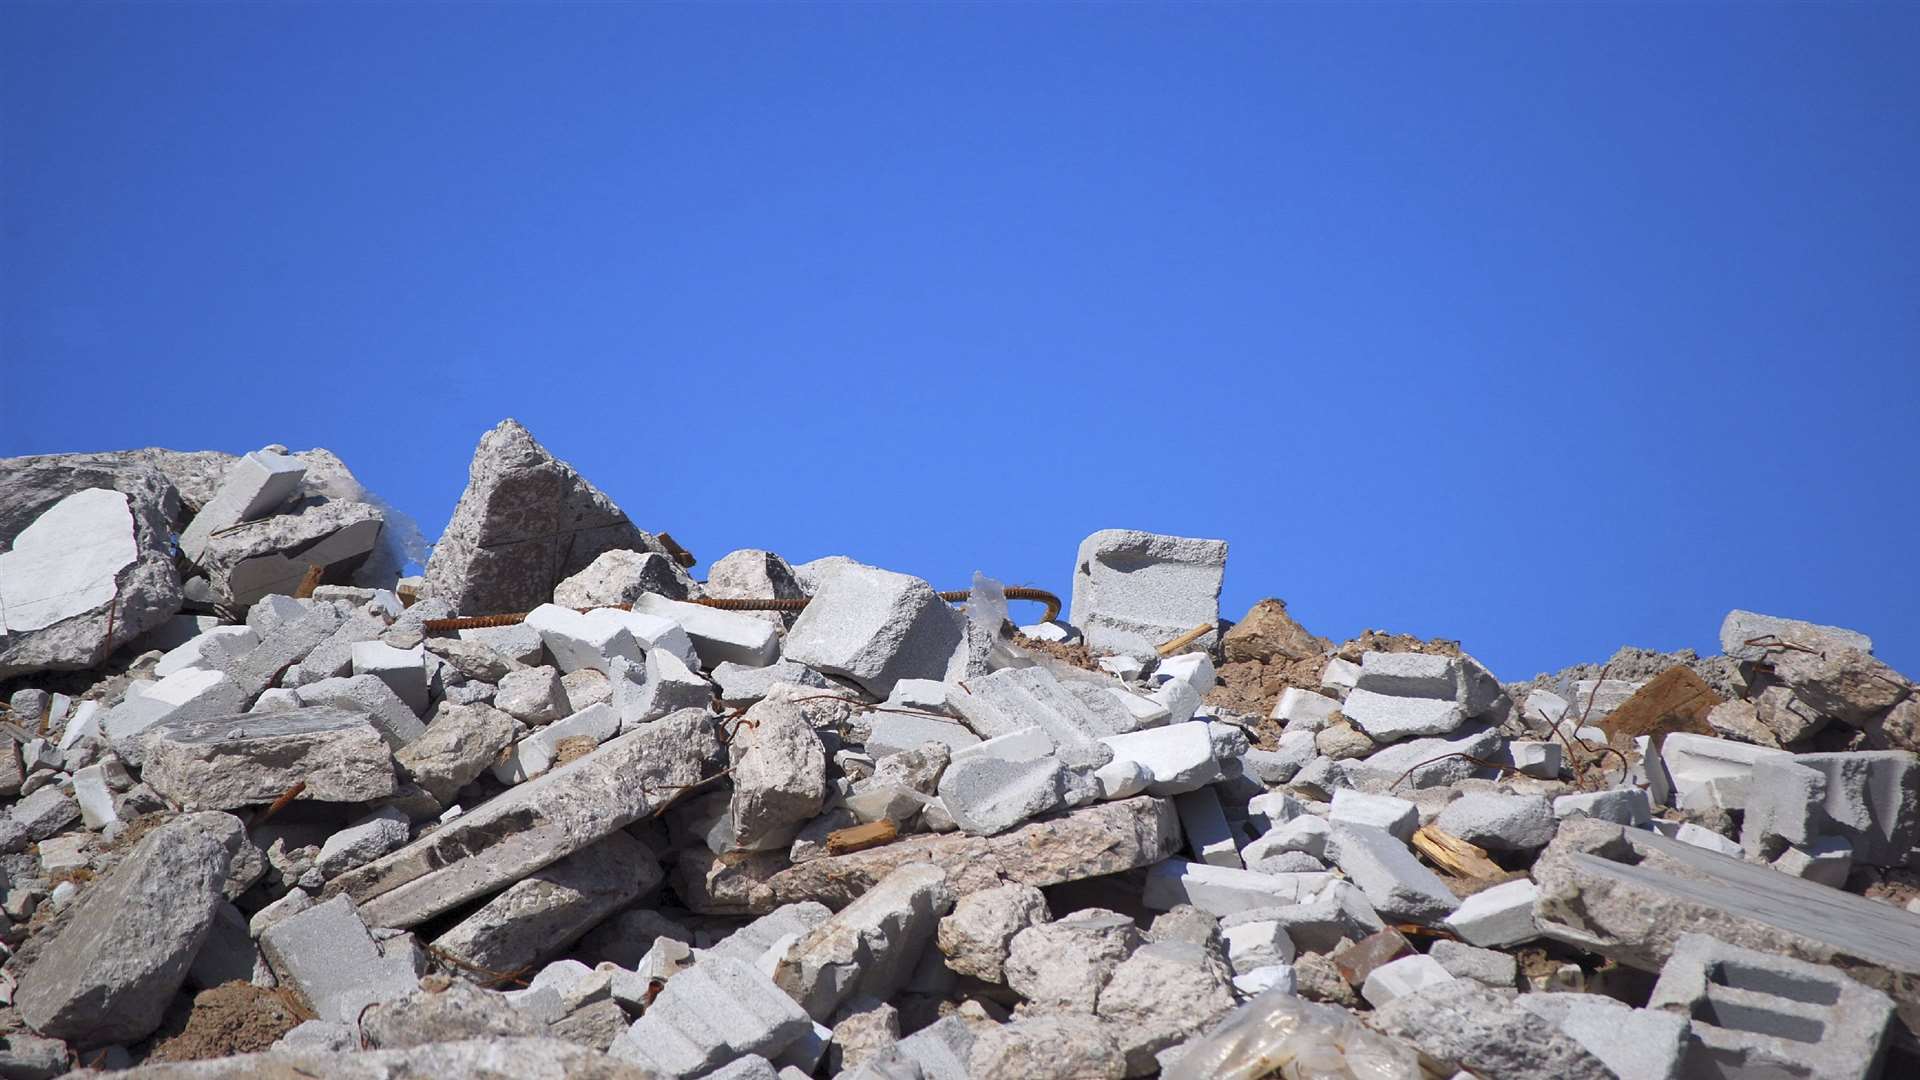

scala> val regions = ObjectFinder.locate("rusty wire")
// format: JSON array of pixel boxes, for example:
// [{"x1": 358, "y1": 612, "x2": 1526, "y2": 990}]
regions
[{"x1": 418, "y1": 585, "x2": 1062, "y2": 634}]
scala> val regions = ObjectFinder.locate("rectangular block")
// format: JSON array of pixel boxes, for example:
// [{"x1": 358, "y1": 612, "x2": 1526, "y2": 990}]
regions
[{"x1": 1142, "y1": 858, "x2": 1331, "y2": 917}]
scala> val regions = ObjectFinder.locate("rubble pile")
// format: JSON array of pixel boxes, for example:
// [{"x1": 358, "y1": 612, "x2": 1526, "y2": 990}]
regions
[{"x1": 0, "y1": 418, "x2": 1916, "y2": 1079}]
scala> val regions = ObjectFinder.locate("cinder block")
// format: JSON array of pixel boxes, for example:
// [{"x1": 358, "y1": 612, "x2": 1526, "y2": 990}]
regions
[
  {"x1": 1068, "y1": 529, "x2": 1227, "y2": 657},
  {"x1": 1553, "y1": 787, "x2": 1651, "y2": 827},
  {"x1": 1647, "y1": 932, "x2": 1894, "y2": 1079},
  {"x1": 1355, "y1": 652, "x2": 1458, "y2": 699},
  {"x1": 609, "y1": 956, "x2": 813, "y2": 1078},
  {"x1": 1787, "y1": 751, "x2": 1920, "y2": 867},
  {"x1": 1660, "y1": 734, "x2": 1792, "y2": 812}
]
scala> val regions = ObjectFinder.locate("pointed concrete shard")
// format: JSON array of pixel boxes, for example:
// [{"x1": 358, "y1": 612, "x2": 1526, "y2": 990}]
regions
[
  {"x1": 0, "y1": 456, "x2": 183, "y2": 679},
  {"x1": 425, "y1": 419, "x2": 667, "y2": 615},
  {"x1": 193, "y1": 500, "x2": 384, "y2": 607}
]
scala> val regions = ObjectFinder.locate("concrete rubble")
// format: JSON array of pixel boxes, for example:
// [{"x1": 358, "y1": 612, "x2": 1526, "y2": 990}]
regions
[{"x1": 4, "y1": 424, "x2": 1920, "y2": 1077}]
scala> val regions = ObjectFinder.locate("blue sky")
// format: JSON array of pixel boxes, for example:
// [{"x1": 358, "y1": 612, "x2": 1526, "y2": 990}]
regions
[{"x1": 5, "y1": 4, "x2": 1917, "y2": 682}]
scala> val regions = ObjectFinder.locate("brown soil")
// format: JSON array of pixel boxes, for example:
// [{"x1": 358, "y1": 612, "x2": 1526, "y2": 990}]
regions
[
  {"x1": 1209, "y1": 655, "x2": 1329, "y2": 747},
  {"x1": 1011, "y1": 634, "x2": 1100, "y2": 672},
  {"x1": 1333, "y1": 630, "x2": 1461, "y2": 664},
  {"x1": 146, "y1": 982, "x2": 310, "y2": 1062}
]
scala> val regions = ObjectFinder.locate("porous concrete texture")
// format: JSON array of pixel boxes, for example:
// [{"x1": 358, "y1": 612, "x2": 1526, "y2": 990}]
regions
[{"x1": 1069, "y1": 528, "x2": 1227, "y2": 657}]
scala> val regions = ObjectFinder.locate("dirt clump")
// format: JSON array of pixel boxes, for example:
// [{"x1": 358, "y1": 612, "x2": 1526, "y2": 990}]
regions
[
  {"x1": 1011, "y1": 634, "x2": 1100, "y2": 672},
  {"x1": 146, "y1": 982, "x2": 309, "y2": 1062}
]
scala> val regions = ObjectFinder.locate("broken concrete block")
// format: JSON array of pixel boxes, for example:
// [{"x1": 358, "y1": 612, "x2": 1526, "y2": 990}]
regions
[
  {"x1": 331, "y1": 709, "x2": 720, "y2": 928},
  {"x1": 1154, "y1": 650, "x2": 1217, "y2": 695},
  {"x1": 1325, "y1": 822, "x2": 1459, "y2": 924},
  {"x1": 494, "y1": 701, "x2": 620, "y2": 783},
  {"x1": 101, "y1": 665, "x2": 248, "y2": 747},
  {"x1": 728, "y1": 690, "x2": 829, "y2": 851},
  {"x1": 1359, "y1": 953, "x2": 1455, "y2": 1006},
  {"x1": 1099, "y1": 722, "x2": 1223, "y2": 795},
  {"x1": 704, "y1": 548, "x2": 805, "y2": 625},
  {"x1": 425, "y1": 419, "x2": 668, "y2": 615},
  {"x1": 553, "y1": 547, "x2": 698, "y2": 607},
  {"x1": 154, "y1": 624, "x2": 260, "y2": 679},
  {"x1": 608, "y1": 954, "x2": 814, "y2": 1077},
  {"x1": 71, "y1": 763, "x2": 118, "y2": 830},
  {"x1": 1320, "y1": 656, "x2": 1361, "y2": 692},
  {"x1": 314, "y1": 810, "x2": 411, "y2": 879},
  {"x1": 936, "y1": 882, "x2": 1050, "y2": 983},
  {"x1": 523, "y1": 604, "x2": 642, "y2": 675},
  {"x1": 713, "y1": 658, "x2": 833, "y2": 707},
  {"x1": 202, "y1": 602, "x2": 345, "y2": 703},
  {"x1": 1517, "y1": 993, "x2": 1689, "y2": 1080},
  {"x1": 1270, "y1": 687, "x2": 1340, "y2": 728},
  {"x1": 1552, "y1": 787, "x2": 1652, "y2": 826},
  {"x1": 1435, "y1": 793, "x2": 1556, "y2": 851},
  {"x1": 1340, "y1": 688, "x2": 1466, "y2": 741},
  {"x1": 1648, "y1": 931, "x2": 1893, "y2": 1080},
  {"x1": 1430, "y1": 939, "x2": 1517, "y2": 988},
  {"x1": 0, "y1": 473, "x2": 183, "y2": 680},
  {"x1": 349, "y1": 641, "x2": 428, "y2": 714},
  {"x1": 772, "y1": 862, "x2": 953, "y2": 1020},
  {"x1": 1174, "y1": 786, "x2": 1242, "y2": 867},
  {"x1": 1329, "y1": 788, "x2": 1419, "y2": 843},
  {"x1": 1220, "y1": 918, "x2": 1295, "y2": 974},
  {"x1": 1004, "y1": 908, "x2": 1142, "y2": 1011},
  {"x1": 294, "y1": 673, "x2": 425, "y2": 748},
  {"x1": 1772, "y1": 836, "x2": 1853, "y2": 888},
  {"x1": 1531, "y1": 817, "x2": 1920, "y2": 1033},
  {"x1": 1509, "y1": 739, "x2": 1563, "y2": 778},
  {"x1": 393, "y1": 701, "x2": 515, "y2": 804},
  {"x1": 360, "y1": 980, "x2": 545, "y2": 1049},
  {"x1": 1143, "y1": 858, "x2": 1331, "y2": 917},
  {"x1": 1443, "y1": 877, "x2": 1540, "y2": 948},
  {"x1": 176, "y1": 450, "x2": 307, "y2": 560},
  {"x1": 950, "y1": 665, "x2": 1136, "y2": 748},
  {"x1": 758, "y1": 796, "x2": 1179, "y2": 913},
  {"x1": 14, "y1": 815, "x2": 232, "y2": 1044},
  {"x1": 936, "y1": 753, "x2": 1064, "y2": 836},
  {"x1": 0, "y1": 786, "x2": 79, "y2": 852},
  {"x1": 494, "y1": 664, "x2": 570, "y2": 724},
  {"x1": 609, "y1": 649, "x2": 712, "y2": 731},
  {"x1": 1340, "y1": 723, "x2": 1503, "y2": 790},
  {"x1": 1740, "y1": 757, "x2": 1829, "y2": 856},
  {"x1": 139, "y1": 707, "x2": 395, "y2": 810},
  {"x1": 1660, "y1": 732, "x2": 1792, "y2": 812},
  {"x1": 1069, "y1": 529, "x2": 1227, "y2": 657},
  {"x1": 433, "y1": 832, "x2": 659, "y2": 974},
  {"x1": 865, "y1": 713, "x2": 982, "y2": 759},
  {"x1": 1771, "y1": 646, "x2": 1910, "y2": 726},
  {"x1": 1368, "y1": 980, "x2": 1613, "y2": 1080},
  {"x1": 1721, "y1": 609, "x2": 1874, "y2": 663},
  {"x1": 1095, "y1": 939, "x2": 1238, "y2": 1075},
  {"x1": 1243, "y1": 813, "x2": 1332, "y2": 867},
  {"x1": 967, "y1": 1015, "x2": 1126, "y2": 1080},
  {"x1": 194, "y1": 499, "x2": 384, "y2": 606},
  {"x1": 1782, "y1": 750, "x2": 1920, "y2": 866},
  {"x1": 631, "y1": 593, "x2": 781, "y2": 671},
  {"x1": 1354, "y1": 651, "x2": 1457, "y2": 698},
  {"x1": 259, "y1": 895, "x2": 420, "y2": 1024}
]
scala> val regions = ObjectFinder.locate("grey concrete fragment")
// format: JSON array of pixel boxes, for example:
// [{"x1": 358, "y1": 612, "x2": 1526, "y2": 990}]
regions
[
  {"x1": 16, "y1": 816, "x2": 232, "y2": 1044},
  {"x1": 258, "y1": 895, "x2": 420, "y2": 1024},
  {"x1": 349, "y1": 641, "x2": 428, "y2": 715},
  {"x1": 284, "y1": 608, "x2": 388, "y2": 687},
  {"x1": 393, "y1": 701, "x2": 515, "y2": 804},
  {"x1": 1444, "y1": 877, "x2": 1541, "y2": 948},
  {"x1": 0, "y1": 461, "x2": 183, "y2": 680},
  {"x1": 704, "y1": 548, "x2": 805, "y2": 626},
  {"x1": 1648, "y1": 931, "x2": 1893, "y2": 1080},
  {"x1": 1369, "y1": 980, "x2": 1613, "y2": 1080},
  {"x1": 1069, "y1": 529, "x2": 1227, "y2": 657},
  {"x1": 950, "y1": 666, "x2": 1132, "y2": 749},
  {"x1": 1721, "y1": 609, "x2": 1873, "y2": 662},
  {"x1": 728, "y1": 689, "x2": 829, "y2": 851},
  {"x1": 432, "y1": 832, "x2": 660, "y2": 974},
  {"x1": 866, "y1": 713, "x2": 981, "y2": 759},
  {"x1": 329, "y1": 709, "x2": 720, "y2": 928},
  {"x1": 1517, "y1": 992, "x2": 1689, "y2": 1080},
  {"x1": 138, "y1": 707, "x2": 396, "y2": 810},
  {"x1": 936, "y1": 753, "x2": 1064, "y2": 835},
  {"x1": 1005, "y1": 908, "x2": 1141, "y2": 1011},
  {"x1": 1429, "y1": 939, "x2": 1518, "y2": 988},
  {"x1": 553, "y1": 547, "x2": 698, "y2": 606},
  {"x1": 425, "y1": 419, "x2": 669, "y2": 615},
  {"x1": 0, "y1": 786, "x2": 79, "y2": 852},
  {"x1": 609, "y1": 956, "x2": 812, "y2": 1078},
  {"x1": 495, "y1": 664, "x2": 570, "y2": 724},
  {"x1": 1435, "y1": 793, "x2": 1557, "y2": 851},
  {"x1": 758, "y1": 796, "x2": 1179, "y2": 913},
  {"x1": 610, "y1": 650, "x2": 712, "y2": 731},
  {"x1": 123, "y1": 1037, "x2": 640, "y2": 1078},
  {"x1": 186, "y1": 900, "x2": 259, "y2": 989},
  {"x1": 314, "y1": 811, "x2": 411, "y2": 879},
  {"x1": 782, "y1": 564, "x2": 963, "y2": 697},
  {"x1": 771, "y1": 862, "x2": 953, "y2": 1020},
  {"x1": 712, "y1": 658, "x2": 833, "y2": 707},
  {"x1": 1341, "y1": 687, "x2": 1466, "y2": 741},
  {"x1": 936, "y1": 882, "x2": 1050, "y2": 983},
  {"x1": 1325, "y1": 822, "x2": 1459, "y2": 924},
  {"x1": 628, "y1": 593, "x2": 780, "y2": 670},
  {"x1": 194, "y1": 499, "x2": 383, "y2": 606},
  {"x1": 293, "y1": 673, "x2": 424, "y2": 748},
  {"x1": 361, "y1": 981, "x2": 544, "y2": 1048},
  {"x1": 1532, "y1": 817, "x2": 1920, "y2": 1033},
  {"x1": 1098, "y1": 722, "x2": 1223, "y2": 795},
  {"x1": 704, "y1": 901, "x2": 834, "y2": 968},
  {"x1": 201, "y1": 603, "x2": 345, "y2": 702},
  {"x1": 1095, "y1": 940, "x2": 1238, "y2": 1076},
  {"x1": 969, "y1": 1015, "x2": 1126, "y2": 1080},
  {"x1": 1782, "y1": 750, "x2": 1919, "y2": 866},
  {"x1": 1339, "y1": 723, "x2": 1503, "y2": 790},
  {"x1": 1142, "y1": 859, "x2": 1333, "y2": 917}
]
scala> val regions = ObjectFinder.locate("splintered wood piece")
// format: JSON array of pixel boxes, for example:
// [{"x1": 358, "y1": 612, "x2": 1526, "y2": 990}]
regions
[
  {"x1": 826, "y1": 819, "x2": 898, "y2": 855},
  {"x1": 1157, "y1": 623, "x2": 1216, "y2": 657},
  {"x1": 1412, "y1": 824, "x2": 1503, "y2": 880}
]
